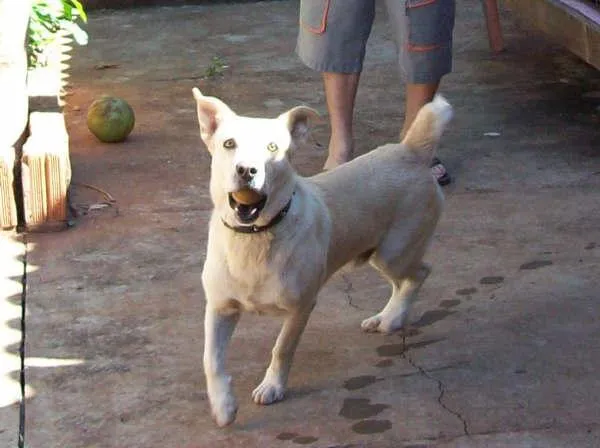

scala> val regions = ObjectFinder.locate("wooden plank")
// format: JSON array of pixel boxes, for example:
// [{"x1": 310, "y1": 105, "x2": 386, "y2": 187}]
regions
[
  {"x1": 23, "y1": 30, "x2": 73, "y2": 232},
  {"x1": 0, "y1": 0, "x2": 30, "y2": 230},
  {"x1": 0, "y1": 149, "x2": 18, "y2": 229},
  {"x1": 483, "y1": 0, "x2": 505, "y2": 52},
  {"x1": 22, "y1": 112, "x2": 71, "y2": 232},
  {"x1": 560, "y1": 0, "x2": 600, "y2": 23},
  {"x1": 504, "y1": 0, "x2": 600, "y2": 70},
  {"x1": 589, "y1": 19, "x2": 600, "y2": 65}
]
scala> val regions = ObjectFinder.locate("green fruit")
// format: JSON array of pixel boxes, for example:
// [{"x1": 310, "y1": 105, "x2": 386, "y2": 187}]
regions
[{"x1": 87, "y1": 96, "x2": 135, "y2": 143}]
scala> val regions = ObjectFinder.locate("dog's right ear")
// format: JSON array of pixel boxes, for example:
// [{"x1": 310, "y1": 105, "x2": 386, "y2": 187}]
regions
[
  {"x1": 192, "y1": 87, "x2": 235, "y2": 150},
  {"x1": 278, "y1": 106, "x2": 320, "y2": 145}
]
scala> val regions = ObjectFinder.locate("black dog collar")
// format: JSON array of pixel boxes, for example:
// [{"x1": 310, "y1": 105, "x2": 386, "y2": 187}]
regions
[{"x1": 222, "y1": 194, "x2": 293, "y2": 234}]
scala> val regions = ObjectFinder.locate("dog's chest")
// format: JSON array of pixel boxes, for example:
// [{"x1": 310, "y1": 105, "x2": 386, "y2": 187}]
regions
[
  {"x1": 227, "y1": 266, "x2": 296, "y2": 315},
  {"x1": 222, "y1": 236, "x2": 302, "y2": 312}
]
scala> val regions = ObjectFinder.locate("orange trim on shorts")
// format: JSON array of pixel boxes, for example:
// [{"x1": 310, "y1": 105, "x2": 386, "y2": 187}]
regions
[
  {"x1": 406, "y1": 0, "x2": 447, "y2": 52},
  {"x1": 300, "y1": 0, "x2": 330, "y2": 34},
  {"x1": 407, "y1": 0, "x2": 437, "y2": 8},
  {"x1": 407, "y1": 42, "x2": 442, "y2": 52}
]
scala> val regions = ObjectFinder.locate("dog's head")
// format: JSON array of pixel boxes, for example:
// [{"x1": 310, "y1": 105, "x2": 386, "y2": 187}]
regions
[{"x1": 192, "y1": 88, "x2": 319, "y2": 226}]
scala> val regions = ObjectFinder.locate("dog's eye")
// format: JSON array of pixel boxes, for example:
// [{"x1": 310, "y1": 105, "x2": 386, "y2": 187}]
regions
[
  {"x1": 223, "y1": 138, "x2": 236, "y2": 150},
  {"x1": 267, "y1": 142, "x2": 278, "y2": 152}
]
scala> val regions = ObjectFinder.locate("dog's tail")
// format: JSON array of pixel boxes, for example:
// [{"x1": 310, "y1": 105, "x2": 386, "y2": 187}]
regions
[{"x1": 401, "y1": 95, "x2": 453, "y2": 163}]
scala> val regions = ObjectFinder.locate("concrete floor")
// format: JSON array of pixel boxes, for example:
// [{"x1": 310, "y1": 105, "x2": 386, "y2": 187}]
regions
[{"x1": 2, "y1": 0, "x2": 600, "y2": 446}]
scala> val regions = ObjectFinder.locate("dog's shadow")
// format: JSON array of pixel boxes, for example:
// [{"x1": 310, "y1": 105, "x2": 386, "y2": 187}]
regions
[{"x1": 234, "y1": 385, "x2": 323, "y2": 432}]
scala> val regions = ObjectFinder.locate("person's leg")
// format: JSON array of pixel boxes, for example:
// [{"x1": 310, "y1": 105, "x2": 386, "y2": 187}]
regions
[
  {"x1": 403, "y1": 82, "x2": 451, "y2": 185},
  {"x1": 322, "y1": 71, "x2": 360, "y2": 169},
  {"x1": 400, "y1": 82, "x2": 439, "y2": 139},
  {"x1": 388, "y1": 0, "x2": 455, "y2": 184},
  {"x1": 296, "y1": 0, "x2": 375, "y2": 169}
]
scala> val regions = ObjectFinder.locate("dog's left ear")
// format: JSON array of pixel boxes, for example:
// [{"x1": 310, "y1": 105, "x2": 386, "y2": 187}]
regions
[
  {"x1": 278, "y1": 106, "x2": 320, "y2": 144},
  {"x1": 192, "y1": 87, "x2": 235, "y2": 149}
]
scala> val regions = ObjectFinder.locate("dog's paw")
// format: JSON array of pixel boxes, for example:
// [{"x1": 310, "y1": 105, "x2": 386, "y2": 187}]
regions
[
  {"x1": 361, "y1": 314, "x2": 384, "y2": 332},
  {"x1": 252, "y1": 379, "x2": 286, "y2": 405},
  {"x1": 211, "y1": 393, "x2": 238, "y2": 427},
  {"x1": 207, "y1": 375, "x2": 238, "y2": 426},
  {"x1": 361, "y1": 313, "x2": 405, "y2": 334}
]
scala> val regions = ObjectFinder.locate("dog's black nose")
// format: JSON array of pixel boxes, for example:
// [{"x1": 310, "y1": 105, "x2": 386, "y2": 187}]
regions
[{"x1": 236, "y1": 164, "x2": 257, "y2": 182}]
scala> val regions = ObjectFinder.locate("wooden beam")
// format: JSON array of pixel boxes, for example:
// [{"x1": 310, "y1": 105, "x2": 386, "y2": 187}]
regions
[
  {"x1": 483, "y1": 0, "x2": 505, "y2": 53},
  {"x1": 504, "y1": 0, "x2": 600, "y2": 70}
]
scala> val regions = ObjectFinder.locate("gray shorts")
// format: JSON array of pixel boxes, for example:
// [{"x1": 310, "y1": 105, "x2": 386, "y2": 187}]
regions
[{"x1": 296, "y1": 0, "x2": 455, "y2": 84}]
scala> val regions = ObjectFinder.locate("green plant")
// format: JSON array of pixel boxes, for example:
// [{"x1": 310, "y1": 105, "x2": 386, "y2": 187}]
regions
[
  {"x1": 27, "y1": 0, "x2": 88, "y2": 68},
  {"x1": 204, "y1": 56, "x2": 228, "y2": 79}
]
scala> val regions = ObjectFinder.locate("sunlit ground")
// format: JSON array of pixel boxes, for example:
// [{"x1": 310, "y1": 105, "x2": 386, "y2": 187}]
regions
[
  {"x1": 0, "y1": 235, "x2": 83, "y2": 409},
  {"x1": 1, "y1": 23, "x2": 79, "y2": 413},
  {"x1": 0, "y1": 234, "x2": 27, "y2": 407}
]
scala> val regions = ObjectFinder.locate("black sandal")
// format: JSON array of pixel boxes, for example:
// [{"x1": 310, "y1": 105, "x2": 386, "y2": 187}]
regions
[{"x1": 431, "y1": 157, "x2": 451, "y2": 186}]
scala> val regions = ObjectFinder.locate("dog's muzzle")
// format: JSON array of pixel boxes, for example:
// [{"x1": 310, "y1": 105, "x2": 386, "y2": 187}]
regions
[{"x1": 228, "y1": 188, "x2": 267, "y2": 224}]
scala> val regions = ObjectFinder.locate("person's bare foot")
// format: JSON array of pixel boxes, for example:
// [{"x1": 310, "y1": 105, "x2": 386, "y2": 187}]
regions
[{"x1": 323, "y1": 139, "x2": 353, "y2": 170}]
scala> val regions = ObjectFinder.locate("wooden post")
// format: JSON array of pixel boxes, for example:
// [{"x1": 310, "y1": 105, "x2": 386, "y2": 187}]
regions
[
  {"x1": 22, "y1": 112, "x2": 71, "y2": 231},
  {"x1": 504, "y1": 0, "x2": 600, "y2": 71},
  {"x1": 23, "y1": 29, "x2": 73, "y2": 231},
  {"x1": 483, "y1": 0, "x2": 505, "y2": 53},
  {"x1": 0, "y1": 0, "x2": 31, "y2": 229}
]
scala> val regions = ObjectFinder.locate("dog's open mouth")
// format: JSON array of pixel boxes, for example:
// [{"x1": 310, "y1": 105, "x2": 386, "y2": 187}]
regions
[{"x1": 228, "y1": 188, "x2": 267, "y2": 224}]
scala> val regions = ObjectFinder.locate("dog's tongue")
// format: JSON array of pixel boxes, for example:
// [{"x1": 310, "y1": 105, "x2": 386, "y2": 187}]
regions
[{"x1": 235, "y1": 203, "x2": 260, "y2": 224}]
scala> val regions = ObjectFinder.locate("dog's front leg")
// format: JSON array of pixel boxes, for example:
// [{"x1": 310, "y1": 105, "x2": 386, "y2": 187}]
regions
[
  {"x1": 252, "y1": 302, "x2": 315, "y2": 405},
  {"x1": 203, "y1": 305, "x2": 240, "y2": 426}
]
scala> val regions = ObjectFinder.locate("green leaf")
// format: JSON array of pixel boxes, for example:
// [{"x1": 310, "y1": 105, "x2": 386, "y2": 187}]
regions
[
  {"x1": 28, "y1": 0, "x2": 89, "y2": 68},
  {"x1": 70, "y1": 0, "x2": 87, "y2": 22}
]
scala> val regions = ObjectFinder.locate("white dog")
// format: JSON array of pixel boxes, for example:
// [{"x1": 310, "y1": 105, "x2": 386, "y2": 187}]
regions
[{"x1": 193, "y1": 87, "x2": 452, "y2": 426}]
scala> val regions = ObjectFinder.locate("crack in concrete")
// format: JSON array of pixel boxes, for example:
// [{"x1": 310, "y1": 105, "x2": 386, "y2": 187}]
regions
[
  {"x1": 402, "y1": 335, "x2": 470, "y2": 436},
  {"x1": 18, "y1": 236, "x2": 28, "y2": 448},
  {"x1": 340, "y1": 273, "x2": 363, "y2": 311},
  {"x1": 386, "y1": 361, "x2": 470, "y2": 382}
]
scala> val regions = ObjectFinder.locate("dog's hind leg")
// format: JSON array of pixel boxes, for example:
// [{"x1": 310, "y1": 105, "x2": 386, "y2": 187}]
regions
[
  {"x1": 252, "y1": 302, "x2": 315, "y2": 405},
  {"x1": 361, "y1": 260, "x2": 430, "y2": 334},
  {"x1": 204, "y1": 306, "x2": 241, "y2": 426}
]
